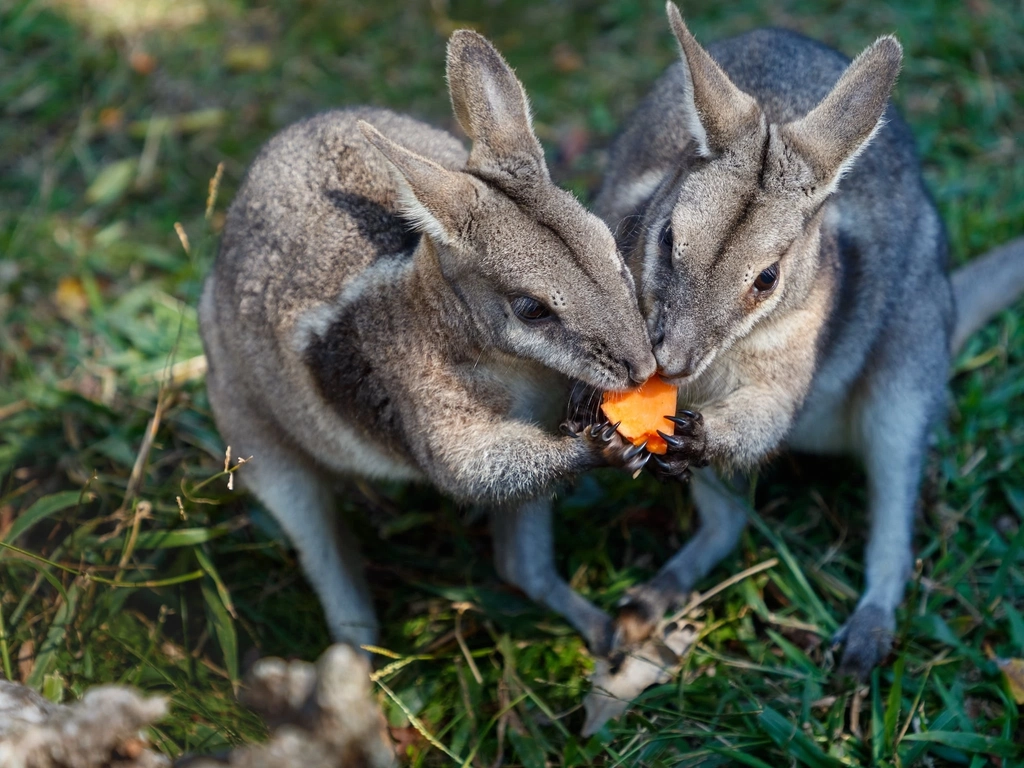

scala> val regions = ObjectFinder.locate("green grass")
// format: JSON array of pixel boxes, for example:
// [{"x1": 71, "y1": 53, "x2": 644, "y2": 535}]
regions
[{"x1": 1, "y1": 0, "x2": 1022, "y2": 764}]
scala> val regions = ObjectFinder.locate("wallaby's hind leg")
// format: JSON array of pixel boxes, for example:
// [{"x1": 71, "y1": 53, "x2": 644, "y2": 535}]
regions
[
  {"x1": 491, "y1": 498, "x2": 613, "y2": 654},
  {"x1": 613, "y1": 468, "x2": 748, "y2": 648},
  {"x1": 212, "y1": 390, "x2": 379, "y2": 647},
  {"x1": 246, "y1": 453, "x2": 379, "y2": 647},
  {"x1": 835, "y1": 379, "x2": 936, "y2": 679}
]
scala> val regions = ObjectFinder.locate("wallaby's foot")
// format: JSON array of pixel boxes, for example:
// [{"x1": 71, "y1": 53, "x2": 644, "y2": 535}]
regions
[
  {"x1": 832, "y1": 603, "x2": 895, "y2": 681},
  {"x1": 612, "y1": 598, "x2": 660, "y2": 649},
  {"x1": 583, "y1": 612, "x2": 616, "y2": 658},
  {"x1": 561, "y1": 418, "x2": 652, "y2": 475},
  {"x1": 609, "y1": 584, "x2": 674, "y2": 651},
  {"x1": 651, "y1": 410, "x2": 707, "y2": 481}
]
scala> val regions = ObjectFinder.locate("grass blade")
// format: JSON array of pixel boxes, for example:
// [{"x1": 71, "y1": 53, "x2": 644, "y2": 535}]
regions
[
  {"x1": 883, "y1": 655, "x2": 905, "y2": 754},
  {"x1": 106, "y1": 522, "x2": 243, "y2": 551},
  {"x1": 3, "y1": 490, "x2": 86, "y2": 545},
  {"x1": 900, "y1": 731, "x2": 1019, "y2": 758},
  {"x1": 194, "y1": 546, "x2": 236, "y2": 619},
  {"x1": 200, "y1": 578, "x2": 238, "y2": 684},
  {"x1": 870, "y1": 667, "x2": 884, "y2": 764},
  {"x1": 756, "y1": 705, "x2": 844, "y2": 768},
  {"x1": 26, "y1": 583, "x2": 81, "y2": 689},
  {"x1": 748, "y1": 510, "x2": 837, "y2": 631}
]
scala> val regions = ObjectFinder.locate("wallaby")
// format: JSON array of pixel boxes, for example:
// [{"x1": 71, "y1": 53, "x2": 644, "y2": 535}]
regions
[
  {"x1": 199, "y1": 30, "x2": 658, "y2": 651},
  {"x1": 592, "y1": 3, "x2": 1024, "y2": 678}
]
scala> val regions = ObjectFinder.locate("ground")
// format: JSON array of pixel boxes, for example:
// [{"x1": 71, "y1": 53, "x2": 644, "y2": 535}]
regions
[{"x1": 1, "y1": 0, "x2": 1022, "y2": 764}]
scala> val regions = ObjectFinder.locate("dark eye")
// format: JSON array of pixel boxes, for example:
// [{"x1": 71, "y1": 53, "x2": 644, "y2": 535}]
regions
[
  {"x1": 510, "y1": 295, "x2": 552, "y2": 323},
  {"x1": 658, "y1": 222, "x2": 674, "y2": 259},
  {"x1": 753, "y1": 262, "x2": 779, "y2": 294}
]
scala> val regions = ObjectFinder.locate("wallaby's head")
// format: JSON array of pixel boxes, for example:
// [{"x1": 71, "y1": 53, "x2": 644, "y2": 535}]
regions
[
  {"x1": 641, "y1": 3, "x2": 901, "y2": 381},
  {"x1": 358, "y1": 31, "x2": 655, "y2": 391}
]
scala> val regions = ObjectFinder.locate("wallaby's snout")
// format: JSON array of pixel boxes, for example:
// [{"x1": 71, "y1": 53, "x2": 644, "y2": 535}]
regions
[
  {"x1": 626, "y1": 354, "x2": 657, "y2": 386},
  {"x1": 655, "y1": 346, "x2": 700, "y2": 381},
  {"x1": 590, "y1": 253, "x2": 658, "y2": 389},
  {"x1": 653, "y1": 317, "x2": 714, "y2": 382}
]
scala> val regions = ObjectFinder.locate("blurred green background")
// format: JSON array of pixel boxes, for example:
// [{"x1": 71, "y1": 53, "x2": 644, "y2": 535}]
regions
[{"x1": 1, "y1": 0, "x2": 1022, "y2": 764}]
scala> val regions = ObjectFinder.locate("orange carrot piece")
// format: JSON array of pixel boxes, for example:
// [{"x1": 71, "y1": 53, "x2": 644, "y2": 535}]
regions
[{"x1": 600, "y1": 377, "x2": 679, "y2": 455}]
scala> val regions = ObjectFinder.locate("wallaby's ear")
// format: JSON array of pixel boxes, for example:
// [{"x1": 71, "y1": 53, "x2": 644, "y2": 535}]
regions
[
  {"x1": 446, "y1": 29, "x2": 548, "y2": 183},
  {"x1": 781, "y1": 35, "x2": 902, "y2": 191},
  {"x1": 358, "y1": 121, "x2": 478, "y2": 246},
  {"x1": 666, "y1": 2, "x2": 758, "y2": 156}
]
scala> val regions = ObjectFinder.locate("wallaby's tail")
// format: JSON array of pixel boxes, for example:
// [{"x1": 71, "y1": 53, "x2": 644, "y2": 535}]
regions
[{"x1": 951, "y1": 236, "x2": 1024, "y2": 355}]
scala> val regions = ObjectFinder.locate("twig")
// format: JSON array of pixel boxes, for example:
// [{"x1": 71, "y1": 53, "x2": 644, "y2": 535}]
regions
[
  {"x1": 0, "y1": 596, "x2": 12, "y2": 680},
  {"x1": 849, "y1": 685, "x2": 868, "y2": 739},
  {"x1": 174, "y1": 222, "x2": 190, "y2": 255},
  {"x1": 454, "y1": 602, "x2": 483, "y2": 684},
  {"x1": 206, "y1": 162, "x2": 224, "y2": 219},
  {"x1": 376, "y1": 677, "x2": 462, "y2": 762},
  {"x1": 0, "y1": 400, "x2": 29, "y2": 421},
  {"x1": 136, "y1": 354, "x2": 207, "y2": 385},
  {"x1": 0, "y1": 541, "x2": 203, "y2": 588},
  {"x1": 119, "y1": 395, "x2": 166, "y2": 514},
  {"x1": 666, "y1": 557, "x2": 779, "y2": 625},
  {"x1": 896, "y1": 665, "x2": 931, "y2": 746},
  {"x1": 118, "y1": 501, "x2": 151, "y2": 571}
]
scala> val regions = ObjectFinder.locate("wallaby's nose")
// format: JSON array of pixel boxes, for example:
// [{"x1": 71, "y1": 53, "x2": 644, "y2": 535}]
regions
[
  {"x1": 654, "y1": 345, "x2": 697, "y2": 380},
  {"x1": 626, "y1": 352, "x2": 658, "y2": 385}
]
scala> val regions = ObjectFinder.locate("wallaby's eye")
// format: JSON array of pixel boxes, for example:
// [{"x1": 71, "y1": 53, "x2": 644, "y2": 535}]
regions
[
  {"x1": 658, "y1": 222, "x2": 674, "y2": 260},
  {"x1": 510, "y1": 295, "x2": 553, "y2": 323},
  {"x1": 753, "y1": 262, "x2": 780, "y2": 295}
]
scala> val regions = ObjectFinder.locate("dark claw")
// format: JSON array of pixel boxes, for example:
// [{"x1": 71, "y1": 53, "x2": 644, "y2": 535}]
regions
[
  {"x1": 656, "y1": 430, "x2": 686, "y2": 449},
  {"x1": 667, "y1": 415, "x2": 692, "y2": 428},
  {"x1": 623, "y1": 440, "x2": 648, "y2": 460},
  {"x1": 600, "y1": 422, "x2": 620, "y2": 442},
  {"x1": 626, "y1": 452, "x2": 651, "y2": 474},
  {"x1": 679, "y1": 409, "x2": 701, "y2": 422},
  {"x1": 559, "y1": 422, "x2": 578, "y2": 437},
  {"x1": 650, "y1": 454, "x2": 692, "y2": 481}
]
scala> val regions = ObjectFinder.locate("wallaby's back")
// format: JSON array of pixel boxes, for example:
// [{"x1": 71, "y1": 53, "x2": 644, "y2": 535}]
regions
[
  {"x1": 210, "y1": 108, "x2": 467, "y2": 334},
  {"x1": 201, "y1": 108, "x2": 469, "y2": 480}
]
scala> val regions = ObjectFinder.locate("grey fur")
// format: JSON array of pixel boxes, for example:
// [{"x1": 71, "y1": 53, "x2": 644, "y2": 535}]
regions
[
  {"x1": 199, "y1": 30, "x2": 655, "y2": 648},
  {"x1": 951, "y1": 236, "x2": 1024, "y2": 353},
  {"x1": 596, "y1": 4, "x2": 1023, "y2": 677}
]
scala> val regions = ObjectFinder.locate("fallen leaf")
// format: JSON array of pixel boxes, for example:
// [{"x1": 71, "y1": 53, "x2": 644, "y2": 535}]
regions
[
  {"x1": 17, "y1": 640, "x2": 35, "y2": 683},
  {"x1": 997, "y1": 658, "x2": 1024, "y2": 704},
  {"x1": 98, "y1": 107, "x2": 124, "y2": 130},
  {"x1": 129, "y1": 50, "x2": 157, "y2": 75},
  {"x1": 85, "y1": 158, "x2": 137, "y2": 205},
  {"x1": 127, "y1": 108, "x2": 226, "y2": 138},
  {"x1": 54, "y1": 276, "x2": 88, "y2": 316},
  {"x1": 581, "y1": 622, "x2": 700, "y2": 736},
  {"x1": 225, "y1": 44, "x2": 272, "y2": 72},
  {"x1": 552, "y1": 42, "x2": 583, "y2": 73}
]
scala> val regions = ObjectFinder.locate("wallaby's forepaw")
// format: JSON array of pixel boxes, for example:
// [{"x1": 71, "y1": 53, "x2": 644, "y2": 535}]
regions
[
  {"x1": 561, "y1": 418, "x2": 652, "y2": 475},
  {"x1": 832, "y1": 604, "x2": 895, "y2": 681},
  {"x1": 650, "y1": 410, "x2": 708, "y2": 481}
]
